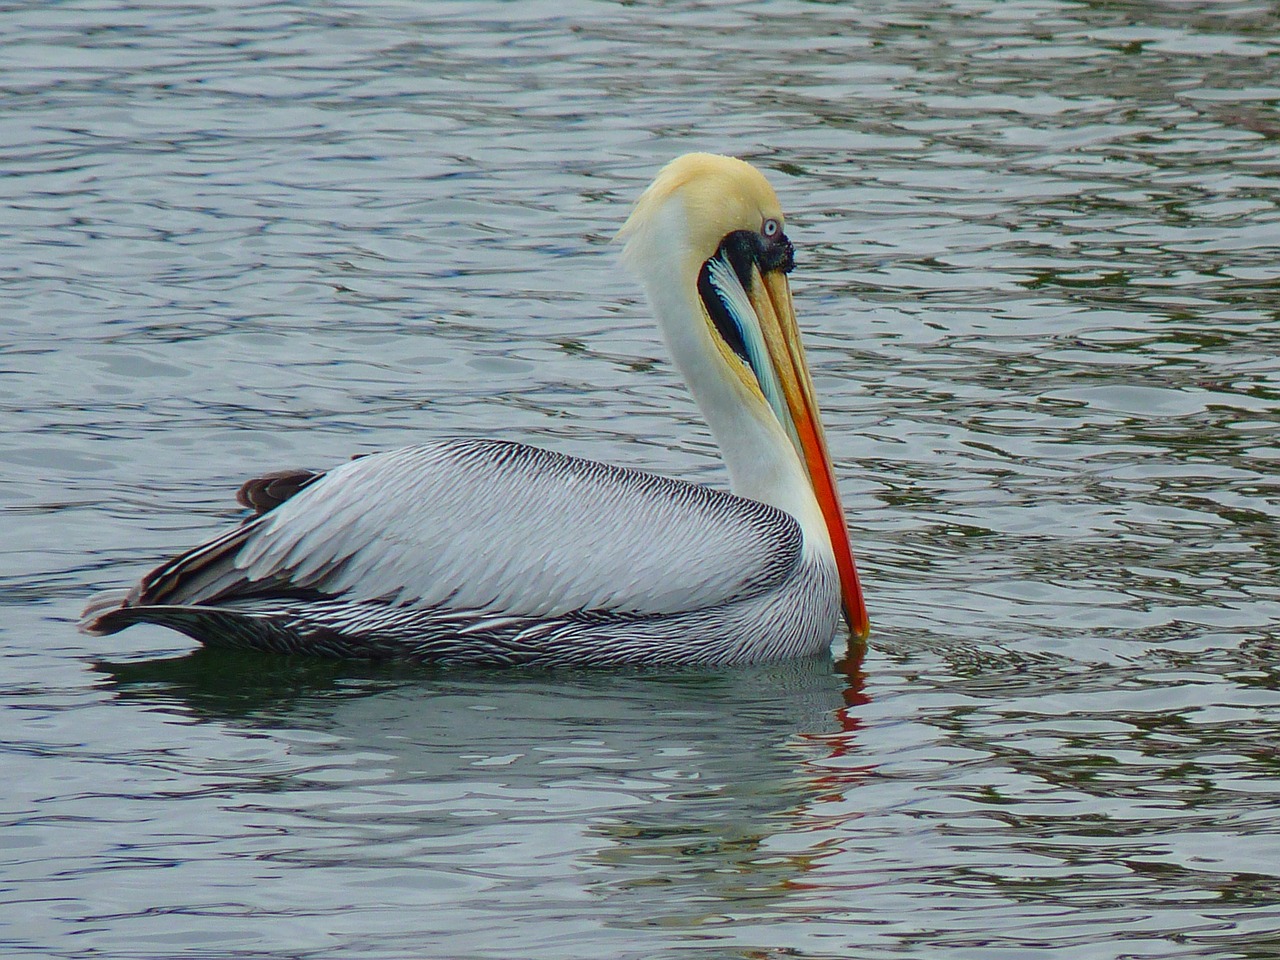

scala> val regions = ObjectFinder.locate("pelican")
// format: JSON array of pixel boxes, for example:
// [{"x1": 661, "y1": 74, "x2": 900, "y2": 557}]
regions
[{"x1": 81, "y1": 154, "x2": 870, "y2": 666}]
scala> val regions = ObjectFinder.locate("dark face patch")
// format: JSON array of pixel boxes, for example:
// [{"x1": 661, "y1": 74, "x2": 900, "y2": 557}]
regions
[
  {"x1": 714, "y1": 229, "x2": 796, "y2": 292},
  {"x1": 696, "y1": 227, "x2": 795, "y2": 367}
]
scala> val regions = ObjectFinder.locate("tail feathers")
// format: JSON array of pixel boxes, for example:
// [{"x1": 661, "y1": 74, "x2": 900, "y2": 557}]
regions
[
  {"x1": 77, "y1": 599, "x2": 406, "y2": 659},
  {"x1": 80, "y1": 584, "x2": 265, "y2": 641},
  {"x1": 79, "y1": 595, "x2": 207, "y2": 638},
  {"x1": 79, "y1": 590, "x2": 134, "y2": 635},
  {"x1": 81, "y1": 592, "x2": 268, "y2": 642},
  {"x1": 78, "y1": 600, "x2": 311, "y2": 653}
]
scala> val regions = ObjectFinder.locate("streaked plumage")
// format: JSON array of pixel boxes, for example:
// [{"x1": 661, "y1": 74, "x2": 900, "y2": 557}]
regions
[{"x1": 82, "y1": 154, "x2": 869, "y2": 665}]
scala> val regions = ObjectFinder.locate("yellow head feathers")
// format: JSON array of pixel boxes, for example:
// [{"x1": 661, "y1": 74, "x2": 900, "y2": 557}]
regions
[{"x1": 619, "y1": 153, "x2": 786, "y2": 275}]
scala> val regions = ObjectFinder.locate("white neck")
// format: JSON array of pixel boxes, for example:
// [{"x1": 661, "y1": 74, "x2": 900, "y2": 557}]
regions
[{"x1": 624, "y1": 206, "x2": 832, "y2": 559}]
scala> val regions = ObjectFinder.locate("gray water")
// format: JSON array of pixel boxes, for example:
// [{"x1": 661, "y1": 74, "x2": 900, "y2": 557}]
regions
[{"x1": 3, "y1": 1, "x2": 1279, "y2": 957}]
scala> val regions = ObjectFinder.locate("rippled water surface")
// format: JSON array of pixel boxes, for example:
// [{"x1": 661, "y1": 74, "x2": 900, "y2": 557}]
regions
[{"x1": 4, "y1": 1, "x2": 1279, "y2": 957}]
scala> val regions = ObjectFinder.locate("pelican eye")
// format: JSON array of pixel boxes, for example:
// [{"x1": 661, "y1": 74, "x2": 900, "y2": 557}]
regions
[{"x1": 762, "y1": 218, "x2": 780, "y2": 238}]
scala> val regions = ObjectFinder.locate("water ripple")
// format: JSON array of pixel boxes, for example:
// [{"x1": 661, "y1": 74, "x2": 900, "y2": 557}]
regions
[{"x1": 2, "y1": 1, "x2": 1279, "y2": 957}]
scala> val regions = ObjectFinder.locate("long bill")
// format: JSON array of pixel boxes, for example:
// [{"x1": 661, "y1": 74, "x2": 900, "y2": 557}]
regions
[{"x1": 748, "y1": 267, "x2": 870, "y2": 644}]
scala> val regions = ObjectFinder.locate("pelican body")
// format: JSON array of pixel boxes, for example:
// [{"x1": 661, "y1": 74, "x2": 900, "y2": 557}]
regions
[{"x1": 82, "y1": 154, "x2": 869, "y2": 666}]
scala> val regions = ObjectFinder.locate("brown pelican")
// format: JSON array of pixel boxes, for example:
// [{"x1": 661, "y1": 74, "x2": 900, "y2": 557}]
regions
[{"x1": 81, "y1": 154, "x2": 870, "y2": 666}]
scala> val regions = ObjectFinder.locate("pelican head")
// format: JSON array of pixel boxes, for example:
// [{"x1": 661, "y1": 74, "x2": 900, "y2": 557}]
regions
[{"x1": 619, "y1": 153, "x2": 869, "y2": 642}]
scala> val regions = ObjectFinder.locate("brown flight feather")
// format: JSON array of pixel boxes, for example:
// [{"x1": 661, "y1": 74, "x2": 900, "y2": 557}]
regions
[{"x1": 236, "y1": 469, "x2": 325, "y2": 515}]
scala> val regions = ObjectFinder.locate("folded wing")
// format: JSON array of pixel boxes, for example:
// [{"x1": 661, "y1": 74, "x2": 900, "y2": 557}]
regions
[{"x1": 127, "y1": 438, "x2": 803, "y2": 621}]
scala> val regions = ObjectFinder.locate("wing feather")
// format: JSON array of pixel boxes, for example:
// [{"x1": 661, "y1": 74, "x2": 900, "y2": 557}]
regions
[{"x1": 139, "y1": 439, "x2": 802, "y2": 619}]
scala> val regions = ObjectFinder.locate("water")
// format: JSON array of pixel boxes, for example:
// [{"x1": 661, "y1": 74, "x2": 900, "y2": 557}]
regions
[{"x1": 3, "y1": 0, "x2": 1279, "y2": 956}]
